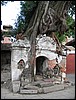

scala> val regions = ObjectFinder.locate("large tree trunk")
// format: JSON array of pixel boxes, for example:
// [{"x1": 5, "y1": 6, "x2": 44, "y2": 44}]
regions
[{"x1": 25, "y1": 1, "x2": 71, "y2": 82}]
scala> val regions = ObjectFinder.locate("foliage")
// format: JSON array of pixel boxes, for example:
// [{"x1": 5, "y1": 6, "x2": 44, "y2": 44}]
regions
[
  {"x1": 1, "y1": 1, "x2": 75, "y2": 40},
  {"x1": 68, "y1": 1, "x2": 75, "y2": 17},
  {"x1": 66, "y1": 15, "x2": 75, "y2": 38},
  {"x1": 14, "y1": 15, "x2": 25, "y2": 33},
  {"x1": 55, "y1": 15, "x2": 75, "y2": 43},
  {"x1": 55, "y1": 32, "x2": 66, "y2": 43},
  {"x1": 14, "y1": 1, "x2": 75, "y2": 36},
  {"x1": 2, "y1": 30, "x2": 15, "y2": 37},
  {"x1": 14, "y1": 1, "x2": 38, "y2": 34},
  {"x1": 1, "y1": 1, "x2": 75, "y2": 81}
]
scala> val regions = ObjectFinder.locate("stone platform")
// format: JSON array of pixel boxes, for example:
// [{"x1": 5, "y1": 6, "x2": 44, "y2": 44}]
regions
[{"x1": 19, "y1": 78, "x2": 72, "y2": 94}]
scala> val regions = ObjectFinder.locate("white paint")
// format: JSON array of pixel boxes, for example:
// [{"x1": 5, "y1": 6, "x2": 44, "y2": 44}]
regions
[
  {"x1": 36, "y1": 50, "x2": 57, "y2": 60},
  {"x1": 12, "y1": 68, "x2": 23, "y2": 81},
  {"x1": 11, "y1": 38, "x2": 30, "y2": 81},
  {"x1": 67, "y1": 50, "x2": 75, "y2": 54},
  {"x1": 62, "y1": 72, "x2": 66, "y2": 78},
  {"x1": 11, "y1": 35, "x2": 63, "y2": 82},
  {"x1": 36, "y1": 35, "x2": 57, "y2": 60}
]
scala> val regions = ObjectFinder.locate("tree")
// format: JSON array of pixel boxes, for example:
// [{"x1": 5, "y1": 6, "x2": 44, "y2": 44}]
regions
[
  {"x1": 55, "y1": 12, "x2": 75, "y2": 43},
  {"x1": 20, "y1": 1, "x2": 74, "y2": 81},
  {"x1": 2, "y1": 1, "x2": 75, "y2": 81},
  {"x1": 15, "y1": 1, "x2": 75, "y2": 39}
]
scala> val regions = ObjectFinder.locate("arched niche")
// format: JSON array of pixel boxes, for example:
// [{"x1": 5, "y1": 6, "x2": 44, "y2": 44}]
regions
[{"x1": 36, "y1": 56, "x2": 48, "y2": 75}]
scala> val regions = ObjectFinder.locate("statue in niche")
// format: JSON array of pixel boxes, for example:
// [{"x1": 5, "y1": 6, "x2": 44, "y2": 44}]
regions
[
  {"x1": 53, "y1": 58, "x2": 62, "y2": 81},
  {"x1": 43, "y1": 67, "x2": 54, "y2": 78},
  {"x1": 43, "y1": 58, "x2": 62, "y2": 79},
  {"x1": 17, "y1": 59, "x2": 30, "y2": 87},
  {"x1": 53, "y1": 64, "x2": 61, "y2": 77},
  {"x1": 17, "y1": 59, "x2": 25, "y2": 69},
  {"x1": 17, "y1": 59, "x2": 25, "y2": 86},
  {"x1": 20, "y1": 67, "x2": 30, "y2": 87}
]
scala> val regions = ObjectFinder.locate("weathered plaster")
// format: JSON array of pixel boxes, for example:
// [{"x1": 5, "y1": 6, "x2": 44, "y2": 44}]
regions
[{"x1": 11, "y1": 35, "x2": 63, "y2": 92}]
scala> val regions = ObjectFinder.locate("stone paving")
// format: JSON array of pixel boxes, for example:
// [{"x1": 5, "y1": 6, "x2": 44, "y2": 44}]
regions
[
  {"x1": 1, "y1": 85, "x2": 75, "y2": 99},
  {"x1": 1, "y1": 73, "x2": 75, "y2": 99}
]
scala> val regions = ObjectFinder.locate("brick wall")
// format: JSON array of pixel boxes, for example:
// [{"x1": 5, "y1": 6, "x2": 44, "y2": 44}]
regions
[
  {"x1": 48, "y1": 59, "x2": 57, "y2": 69},
  {"x1": 66, "y1": 54, "x2": 75, "y2": 74}
]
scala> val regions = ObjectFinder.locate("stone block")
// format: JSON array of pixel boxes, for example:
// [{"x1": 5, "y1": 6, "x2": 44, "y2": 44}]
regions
[
  {"x1": 40, "y1": 81, "x2": 54, "y2": 87},
  {"x1": 38, "y1": 88, "x2": 43, "y2": 93},
  {"x1": 43, "y1": 84, "x2": 64, "y2": 93},
  {"x1": 12, "y1": 81, "x2": 20, "y2": 93},
  {"x1": 34, "y1": 75, "x2": 43, "y2": 81},
  {"x1": 64, "y1": 84, "x2": 70, "y2": 88},
  {"x1": 20, "y1": 89, "x2": 38, "y2": 94},
  {"x1": 23, "y1": 85, "x2": 39, "y2": 90}
]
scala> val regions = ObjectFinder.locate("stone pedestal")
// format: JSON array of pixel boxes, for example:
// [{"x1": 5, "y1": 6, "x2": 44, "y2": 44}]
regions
[
  {"x1": 12, "y1": 81, "x2": 20, "y2": 92},
  {"x1": 11, "y1": 39, "x2": 30, "y2": 92}
]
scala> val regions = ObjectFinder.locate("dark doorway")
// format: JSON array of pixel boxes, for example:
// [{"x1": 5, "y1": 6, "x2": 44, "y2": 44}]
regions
[
  {"x1": 36, "y1": 56, "x2": 48, "y2": 75},
  {"x1": 1, "y1": 50, "x2": 11, "y2": 65}
]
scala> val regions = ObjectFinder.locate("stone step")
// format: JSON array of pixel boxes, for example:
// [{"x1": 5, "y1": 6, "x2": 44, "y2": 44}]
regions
[
  {"x1": 43, "y1": 84, "x2": 65, "y2": 93},
  {"x1": 39, "y1": 81, "x2": 54, "y2": 87},
  {"x1": 20, "y1": 83, "x2": 72, "y2": 94},
  {"x1": 31, "y1": 79, "x2": 54, "y2": 88},
  {"x1": 23, "y1": 85, "x2": 39, "y2": 90},
  {"x1": 20, "y1": 89, "x2": 38, "y2": 94},
  {"x1": 31, "y1": 80, "x2": 54, "y2": 88},
  {"x1": 34, "y1": 75, "x2": 43, "y2": 81},
  {"x1": 19, "y1": 80, "x2": 72, "y2": 94},
  {"x1": 20, "y1": 84, "x2": 65, "y2": 94}
]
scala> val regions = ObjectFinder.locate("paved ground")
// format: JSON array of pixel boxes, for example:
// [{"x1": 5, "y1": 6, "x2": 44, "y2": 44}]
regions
[{"x1": 1, "y1": 74, "x2": 75, "y2": 99}]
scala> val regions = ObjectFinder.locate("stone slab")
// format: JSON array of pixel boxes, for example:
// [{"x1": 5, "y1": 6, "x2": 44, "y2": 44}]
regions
[
  {"x1": 23, "y1": 85, "x2": 39, "y2": 90},
  {"x1": 20, "y1": 89, "x2": 38, "y2": 94},
  {"x1": 39, "y1": 81, "x2": 54, "y2": 87},
  {"x1": 43, "y1": 84, "x2": 64, "y2": 93},
  {"x1": 31, "y1": 81, "x2": 43, "y2": 86}
]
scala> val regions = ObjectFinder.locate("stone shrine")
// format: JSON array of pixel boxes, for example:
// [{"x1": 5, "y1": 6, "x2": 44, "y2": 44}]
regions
[{"x1": 11, "y1": 35, "x2": 66, "y2": 93}]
